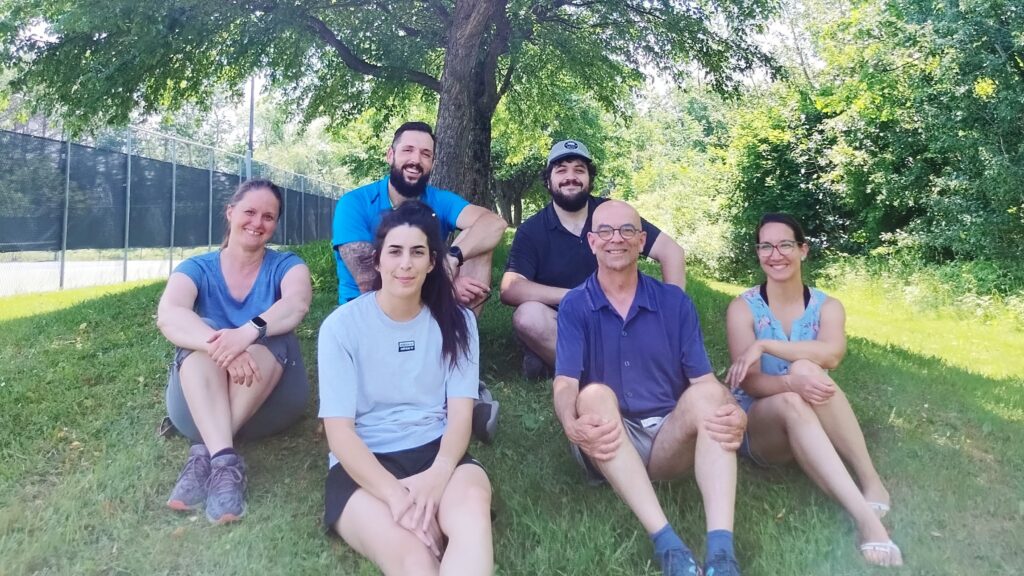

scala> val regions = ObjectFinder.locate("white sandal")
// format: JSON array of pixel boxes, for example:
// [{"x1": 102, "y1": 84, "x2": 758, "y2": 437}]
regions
[
  {"x1": 868, "y1": 500, "x2": 891, "y2": 518},
  {"x1": 859, "y1": 540, "x2": 903, "y2": 567}
]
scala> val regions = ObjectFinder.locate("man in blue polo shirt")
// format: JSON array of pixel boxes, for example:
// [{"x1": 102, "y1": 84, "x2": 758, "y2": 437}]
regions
[
  {"x1": 500, "y1": 139, "x2": 686, "y2": 379},
  {"x1": 553, "y1": 200, "x2": 746, "y2": 576},
  {"x1": 332, "y1": 121, "x2": 507, "y2": 309},
  {"x1": 332, "y1": 121, "x2": 507, "y2": 443}
]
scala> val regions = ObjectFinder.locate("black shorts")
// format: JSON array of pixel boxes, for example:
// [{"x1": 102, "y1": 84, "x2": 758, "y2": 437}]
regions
[{"x1": 323, "y1": 436, "x2": 484, "y2": 534}]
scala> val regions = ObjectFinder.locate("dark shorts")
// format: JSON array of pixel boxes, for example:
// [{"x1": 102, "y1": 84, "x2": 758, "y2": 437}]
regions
[
  {"x1": 165, "y1": 319, "x2": 309, "y2": 443},
  {"x1": 323, "y1": 437, "x2": 484, "y2": 535},
  {"x1": 732, "y1": 388, "x2": 771, "y2": 467}
]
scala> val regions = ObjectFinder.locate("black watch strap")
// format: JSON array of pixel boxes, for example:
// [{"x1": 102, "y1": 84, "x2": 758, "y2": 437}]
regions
[{"x1": 448, "y1": 246, "x2": 465, "y2": 267}]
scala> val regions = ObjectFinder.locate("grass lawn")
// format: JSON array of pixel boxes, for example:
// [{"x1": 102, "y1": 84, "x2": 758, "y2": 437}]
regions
[{"x1": 1, "y1": 237, "x2": 1022, "y2": 575}]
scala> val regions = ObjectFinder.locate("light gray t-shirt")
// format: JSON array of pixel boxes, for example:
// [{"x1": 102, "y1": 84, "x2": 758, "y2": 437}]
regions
[{"x1": 318, "y1": 292, "x2": 479, "y2": 467}]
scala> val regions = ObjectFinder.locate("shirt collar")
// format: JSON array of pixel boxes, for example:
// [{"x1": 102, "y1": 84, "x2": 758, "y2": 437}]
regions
[
  {"x1": 584, "y1": 271, "x2": 659, "y2": 316},
  {"x1": 543, "y1": 195, "x2": 599, "y2": 234},
  {"x1": 369, "y1": 176, "x2": 390, "y2": 205}
]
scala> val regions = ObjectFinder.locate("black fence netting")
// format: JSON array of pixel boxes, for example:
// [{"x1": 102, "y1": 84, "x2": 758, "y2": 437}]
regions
[{"x1": 0, "y1": 129, "x2": 338, "y2": 253}]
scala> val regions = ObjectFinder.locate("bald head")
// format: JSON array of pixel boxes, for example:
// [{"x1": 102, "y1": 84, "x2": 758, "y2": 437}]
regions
[
  {"x1": 588, "y1": 199, "x2": 645, "y2": 274},
  {"x1": 592, "y1": 200, "x2": 641, "y2": 230}
]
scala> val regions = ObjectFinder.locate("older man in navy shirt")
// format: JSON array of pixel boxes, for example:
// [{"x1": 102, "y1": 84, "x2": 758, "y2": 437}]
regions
[{"x1": 553, "y1": 200, "x2": 746, "y2": 576}]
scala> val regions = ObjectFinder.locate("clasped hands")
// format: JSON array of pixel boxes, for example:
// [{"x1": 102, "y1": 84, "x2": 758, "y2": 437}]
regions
[
  {"x1": 385, "y1": 463, "x2": 453, "y2": 559},
  {"x1": 206, "y1": 325, "x2": 261, "y2": 387}
]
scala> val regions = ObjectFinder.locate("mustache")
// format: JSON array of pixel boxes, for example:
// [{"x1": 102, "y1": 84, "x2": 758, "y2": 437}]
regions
[
  {"x1": 402, "y1": 162, "x2": 424, "y2": 173},
  {"x1": 558, "y1": 179, "x2": 584, "y2": 188}
]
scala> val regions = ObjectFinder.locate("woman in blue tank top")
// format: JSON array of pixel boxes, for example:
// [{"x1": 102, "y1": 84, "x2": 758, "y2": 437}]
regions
[
  {"x1": 156, "y1": 179, "x2": 312, "y2": 524},
  {"x1": 724, "y1": 213, "x2": 902, "y2": 567}
]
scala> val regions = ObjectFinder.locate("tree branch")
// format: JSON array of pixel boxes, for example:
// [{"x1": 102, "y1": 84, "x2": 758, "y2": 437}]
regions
[
  {"x1": 304, "y1": 13, "x2": 440, "y2": 92},
  {"x1": 481, "y1": 7, "x2": 512, "y2": 114}
]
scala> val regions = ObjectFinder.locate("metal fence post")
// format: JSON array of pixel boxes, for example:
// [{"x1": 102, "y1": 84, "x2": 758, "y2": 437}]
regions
[
  {"x1": 209, "y1": 148, "x2": 215, "y2": 251},
  {"x1": 59, "y1": 138, "x2": 71, "y2": 290},
  {"x1": 170, "y1": 139, "x2": 177, "y2": 273},
  {"x1": 281, "y1": 175, "x2": 288, "y2": 245},
  {"x1": 124, "y1": 128, "x2": 132, "y2": 282},
  {"x1": 300, "y1": 177, "x2": 305, "y2": 245}
]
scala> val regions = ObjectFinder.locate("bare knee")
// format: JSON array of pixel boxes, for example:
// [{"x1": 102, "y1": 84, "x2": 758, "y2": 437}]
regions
[
  {"x1": 677, "y1": 381, "x2": 730, "y2": 418},
  {"x1": 512, "y1": 302, "x2": 555, "y2": 340},
  {"x1": 576, "y1": 383, "x2": 621, "y2": 418},
  {"x1": 391, "y1": 549, "x2": 437, "y2": 576},
  {"x1": 767, "y1": 391, "x2": 818, "y2": 426},
  {"x1": 789, "y1": 359, "x2": 825, "y2": 376}
]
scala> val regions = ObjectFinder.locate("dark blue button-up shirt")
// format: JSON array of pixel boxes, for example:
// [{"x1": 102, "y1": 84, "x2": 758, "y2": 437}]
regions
[{"x1": 555, "y1": 272, "x2": 714, "y2": 419}]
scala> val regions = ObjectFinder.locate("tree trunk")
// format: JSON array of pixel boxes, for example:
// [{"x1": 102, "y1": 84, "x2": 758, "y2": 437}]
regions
[{"x1": 431, "y1": 0, "x2": 506, "y2": 208}]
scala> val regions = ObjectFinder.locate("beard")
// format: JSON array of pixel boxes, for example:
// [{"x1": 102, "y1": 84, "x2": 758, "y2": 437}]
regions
[
  {"x1": 548, "y1": 179, "x2": 592, "y2": 212},
  {"x1": 389, "y1": 161, "x2": 431, "y2": 198}
]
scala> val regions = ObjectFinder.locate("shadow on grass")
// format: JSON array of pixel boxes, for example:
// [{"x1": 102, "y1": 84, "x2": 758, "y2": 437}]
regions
[{"x1": 0, "y1": 244, "x2": 1021, "y2": 575}]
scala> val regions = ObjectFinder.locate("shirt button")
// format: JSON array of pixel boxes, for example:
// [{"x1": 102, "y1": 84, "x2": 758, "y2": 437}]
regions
[
  {"x1": 621, "y1": 330, "x2": 627, "y2": 337},
  {"x1": 624, "y1": 361, "x2": 631, "y2": 367},
  {"x1": 626, "y1": 392, "x2": 634, "y2": 398}
]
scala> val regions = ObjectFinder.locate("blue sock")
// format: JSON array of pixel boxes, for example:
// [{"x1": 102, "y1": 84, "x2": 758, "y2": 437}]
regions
[
  {"x1": 211, "y1": 447, "x2": 237, "y2": 460},
  {"x1": 706, "y1": 529, "x2": 735, "y2": 559},
  {"x1": 651, "y1": 523, "x2": 690, "y2": 557}
]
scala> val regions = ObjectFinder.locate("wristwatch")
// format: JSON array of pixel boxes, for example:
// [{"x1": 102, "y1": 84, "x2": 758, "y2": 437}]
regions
[
  {"x1": 447, "y1": 246, "x2": 465, "y2": 268},
  {"x1": 249, "y1": 315, "x2": 268, "y2": 339}
]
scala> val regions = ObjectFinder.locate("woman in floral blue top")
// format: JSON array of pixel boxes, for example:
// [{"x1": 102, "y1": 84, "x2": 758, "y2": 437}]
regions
[{"x1": 724, "y1": 213, "x2": 902, "y2": 567}]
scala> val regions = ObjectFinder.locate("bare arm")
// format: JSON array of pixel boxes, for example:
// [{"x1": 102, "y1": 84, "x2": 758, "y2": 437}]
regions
[
  {"x1": 156, "y1": 273, "x2": 216, "y2": 351},
  {"x1": 323, "y1": 417, "x2": 409, "y2": 510},
  {"x1": 258, "y1": 264, "x2": 312, "y2": 336},
  {"x1": 552, "y1": 374, "x2": 582, "y2": 431},
  {"x1": 499, "y1": 270, "x2": 569, "y2": 307},
  {"x1": 451, "y1": 204, "x2": 508, "y2": 261},
  {"x1": 648, "y1": 232, "x2": 686, "y2": 290},
  {"x1": 338, "y1": 241, "x2": 377, "y2": 293}
]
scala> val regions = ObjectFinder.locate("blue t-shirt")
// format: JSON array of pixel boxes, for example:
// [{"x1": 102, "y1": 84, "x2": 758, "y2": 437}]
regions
[
  {"x1": 504, "y1": 196, "x2": 661, "y2": 294},
  {"x1": 332, "y1": 177, "x2": 470, "y2": 303},
  {"x1": 173, "y1": 249, "x2": 303, "y2": 330},
  {"x1": 317, "y1": 293, "x2": 480, "y2": 465},
  {"x1": 556, "y1": 272, "x2": 714, "y2": 419}
]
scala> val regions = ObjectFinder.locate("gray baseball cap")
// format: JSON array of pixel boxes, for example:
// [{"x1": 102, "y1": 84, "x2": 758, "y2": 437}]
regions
[{"x1": 547, "y1": 140, "x2": 593, "y2": 167}]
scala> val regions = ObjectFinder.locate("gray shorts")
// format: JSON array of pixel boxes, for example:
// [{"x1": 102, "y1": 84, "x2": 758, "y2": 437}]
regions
[
  {"x1": 165, "y1": 321, "x2": 309, "y2": 443},
  {"x1": 570, "y1": 415, "x2": 666, "y2": 485}
]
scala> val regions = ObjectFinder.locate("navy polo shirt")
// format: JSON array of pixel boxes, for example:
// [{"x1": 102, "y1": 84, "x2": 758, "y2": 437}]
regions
[
  {"x1": 555, "y1": 272, "x2": 714, "y2": 419},
  {"x1": 505, "y1": 196, "x2": 661, "y2": 294}
]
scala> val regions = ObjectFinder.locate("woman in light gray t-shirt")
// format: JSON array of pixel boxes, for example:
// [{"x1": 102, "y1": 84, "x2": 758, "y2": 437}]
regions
[{"x1": 318, "y1": 200, "x2": 493, "y2": 574}]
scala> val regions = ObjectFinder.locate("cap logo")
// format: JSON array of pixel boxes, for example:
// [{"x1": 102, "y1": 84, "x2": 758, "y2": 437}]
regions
[{"x1": 565, "y1": 141, "x2": 578, "y2": 149}]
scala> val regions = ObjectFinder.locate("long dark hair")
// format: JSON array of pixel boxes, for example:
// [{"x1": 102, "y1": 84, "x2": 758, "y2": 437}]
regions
[
  {"x1": 755, "y1": 212, "x2": 807, "y2": 244},
  {"x1": 372, "y1": 201, "x2": 470, "y2": 369},
  {"x1": 221, "y1": 179, "x2": 283, "y2": 248}
]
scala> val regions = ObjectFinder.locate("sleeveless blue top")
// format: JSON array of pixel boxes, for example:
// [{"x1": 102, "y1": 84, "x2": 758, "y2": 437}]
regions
[{"x1": 739, "y1": 285, "x2": 827, "y2": 376}]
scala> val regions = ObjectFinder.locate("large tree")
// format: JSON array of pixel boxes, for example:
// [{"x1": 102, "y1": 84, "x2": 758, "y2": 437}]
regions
[{"x1": 3, "y1": 0, "x2": 775, "y2": 205}]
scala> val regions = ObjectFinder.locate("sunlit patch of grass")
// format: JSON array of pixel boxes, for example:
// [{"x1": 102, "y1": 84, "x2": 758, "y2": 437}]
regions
[{"x1": 0, "y1": 280, "x2": 160, "y2": 321}]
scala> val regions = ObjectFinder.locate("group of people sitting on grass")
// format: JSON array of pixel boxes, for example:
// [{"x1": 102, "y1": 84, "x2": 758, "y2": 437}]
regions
[{"x1": 154, "y1": 122, "x2": 902, "y2": 575}]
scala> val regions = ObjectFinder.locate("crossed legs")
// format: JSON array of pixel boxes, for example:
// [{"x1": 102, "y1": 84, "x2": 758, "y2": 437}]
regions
[{"x1": 336, "y1": 465, "x2": 493, "y2": 576}]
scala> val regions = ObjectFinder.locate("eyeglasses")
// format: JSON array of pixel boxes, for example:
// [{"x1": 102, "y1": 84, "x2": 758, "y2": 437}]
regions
[
  {"x1": 755, "y1": 240, "x2": 801, "y2": 256},
  {"x1": 593, "y1": 224, "x2": 640, "y2": 241}
]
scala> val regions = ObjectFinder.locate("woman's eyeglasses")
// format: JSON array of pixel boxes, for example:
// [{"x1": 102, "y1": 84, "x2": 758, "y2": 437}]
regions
[{"x1": 755, "y1": 240, "x2": 801, "y2": 256}]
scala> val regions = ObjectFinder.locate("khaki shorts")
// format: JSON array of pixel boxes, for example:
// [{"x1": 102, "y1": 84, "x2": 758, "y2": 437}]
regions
[{"x1": 570, "y1": 415, "x2": 665, "y2": 485}]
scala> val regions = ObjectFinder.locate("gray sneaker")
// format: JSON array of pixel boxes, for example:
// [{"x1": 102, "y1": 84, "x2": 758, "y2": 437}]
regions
[
  {"x1": 167, "y1": 444, "x2": 211, "y2": 511},
  {"x1": 205, "y1": 453, "x2": 247, "y2": 524},
  {"x1": 472, "y1": 382, "x2": 499, "y2": 444}
]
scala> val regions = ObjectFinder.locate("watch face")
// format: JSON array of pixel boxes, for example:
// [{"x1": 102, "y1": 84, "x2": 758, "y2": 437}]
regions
[{"x1": 251, "y1": 316, "x2": 267, "y2": 328}]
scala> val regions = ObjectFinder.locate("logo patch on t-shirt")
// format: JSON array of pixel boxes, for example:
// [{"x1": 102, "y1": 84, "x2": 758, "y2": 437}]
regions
[{"x1": 398, "y1": 340, "x2": 415, "y2": 352}]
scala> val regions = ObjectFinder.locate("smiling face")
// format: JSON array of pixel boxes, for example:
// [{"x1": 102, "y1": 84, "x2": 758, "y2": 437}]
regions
[
  {"x1": 756, "y1": 221, "x2": 809, "y2": 283},
  {"x1": 387, "y1": 130, "x2": 435, "y2": 199},
  {"x1": 225, "y1": 187, "x2": 279, "y2": 249},
  {"x1": 376, "y1": 224, "x2": 435, "y2": 300},
  {"x1": 547, "y1": 157, "x2": 592, "y2": 212},
  {"x1": 588, "y1": 200, "x2": 646, "y2": 273}
]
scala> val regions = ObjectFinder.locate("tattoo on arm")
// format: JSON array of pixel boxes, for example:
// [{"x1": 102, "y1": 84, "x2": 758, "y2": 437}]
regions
[{"x1": 339, "y1": 242, "x2": 377, "y2": 293}]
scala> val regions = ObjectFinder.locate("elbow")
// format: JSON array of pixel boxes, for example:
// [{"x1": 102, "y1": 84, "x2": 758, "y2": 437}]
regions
[
  {"x1": 820, "y1": 354, "x2": 842, "y2": 370},
  {"x1": 155, "y1": 311, "x2": 172, "y2": 337}
]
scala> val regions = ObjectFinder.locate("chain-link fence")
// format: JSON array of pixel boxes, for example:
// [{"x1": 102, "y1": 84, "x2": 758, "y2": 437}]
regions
[{"x1": 0, "y1": 127, "x2": 343, "y2": 297}]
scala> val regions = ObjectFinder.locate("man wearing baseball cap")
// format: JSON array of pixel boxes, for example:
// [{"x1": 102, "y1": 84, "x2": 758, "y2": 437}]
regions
[{"x1": 500, "y1": 139, "x2": 686, "y2": 379}]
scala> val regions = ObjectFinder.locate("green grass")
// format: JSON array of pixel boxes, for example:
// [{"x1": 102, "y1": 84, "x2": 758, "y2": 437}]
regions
[{"x1": 1, "y1": 237, "x2": 1022, "y2": 575}]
